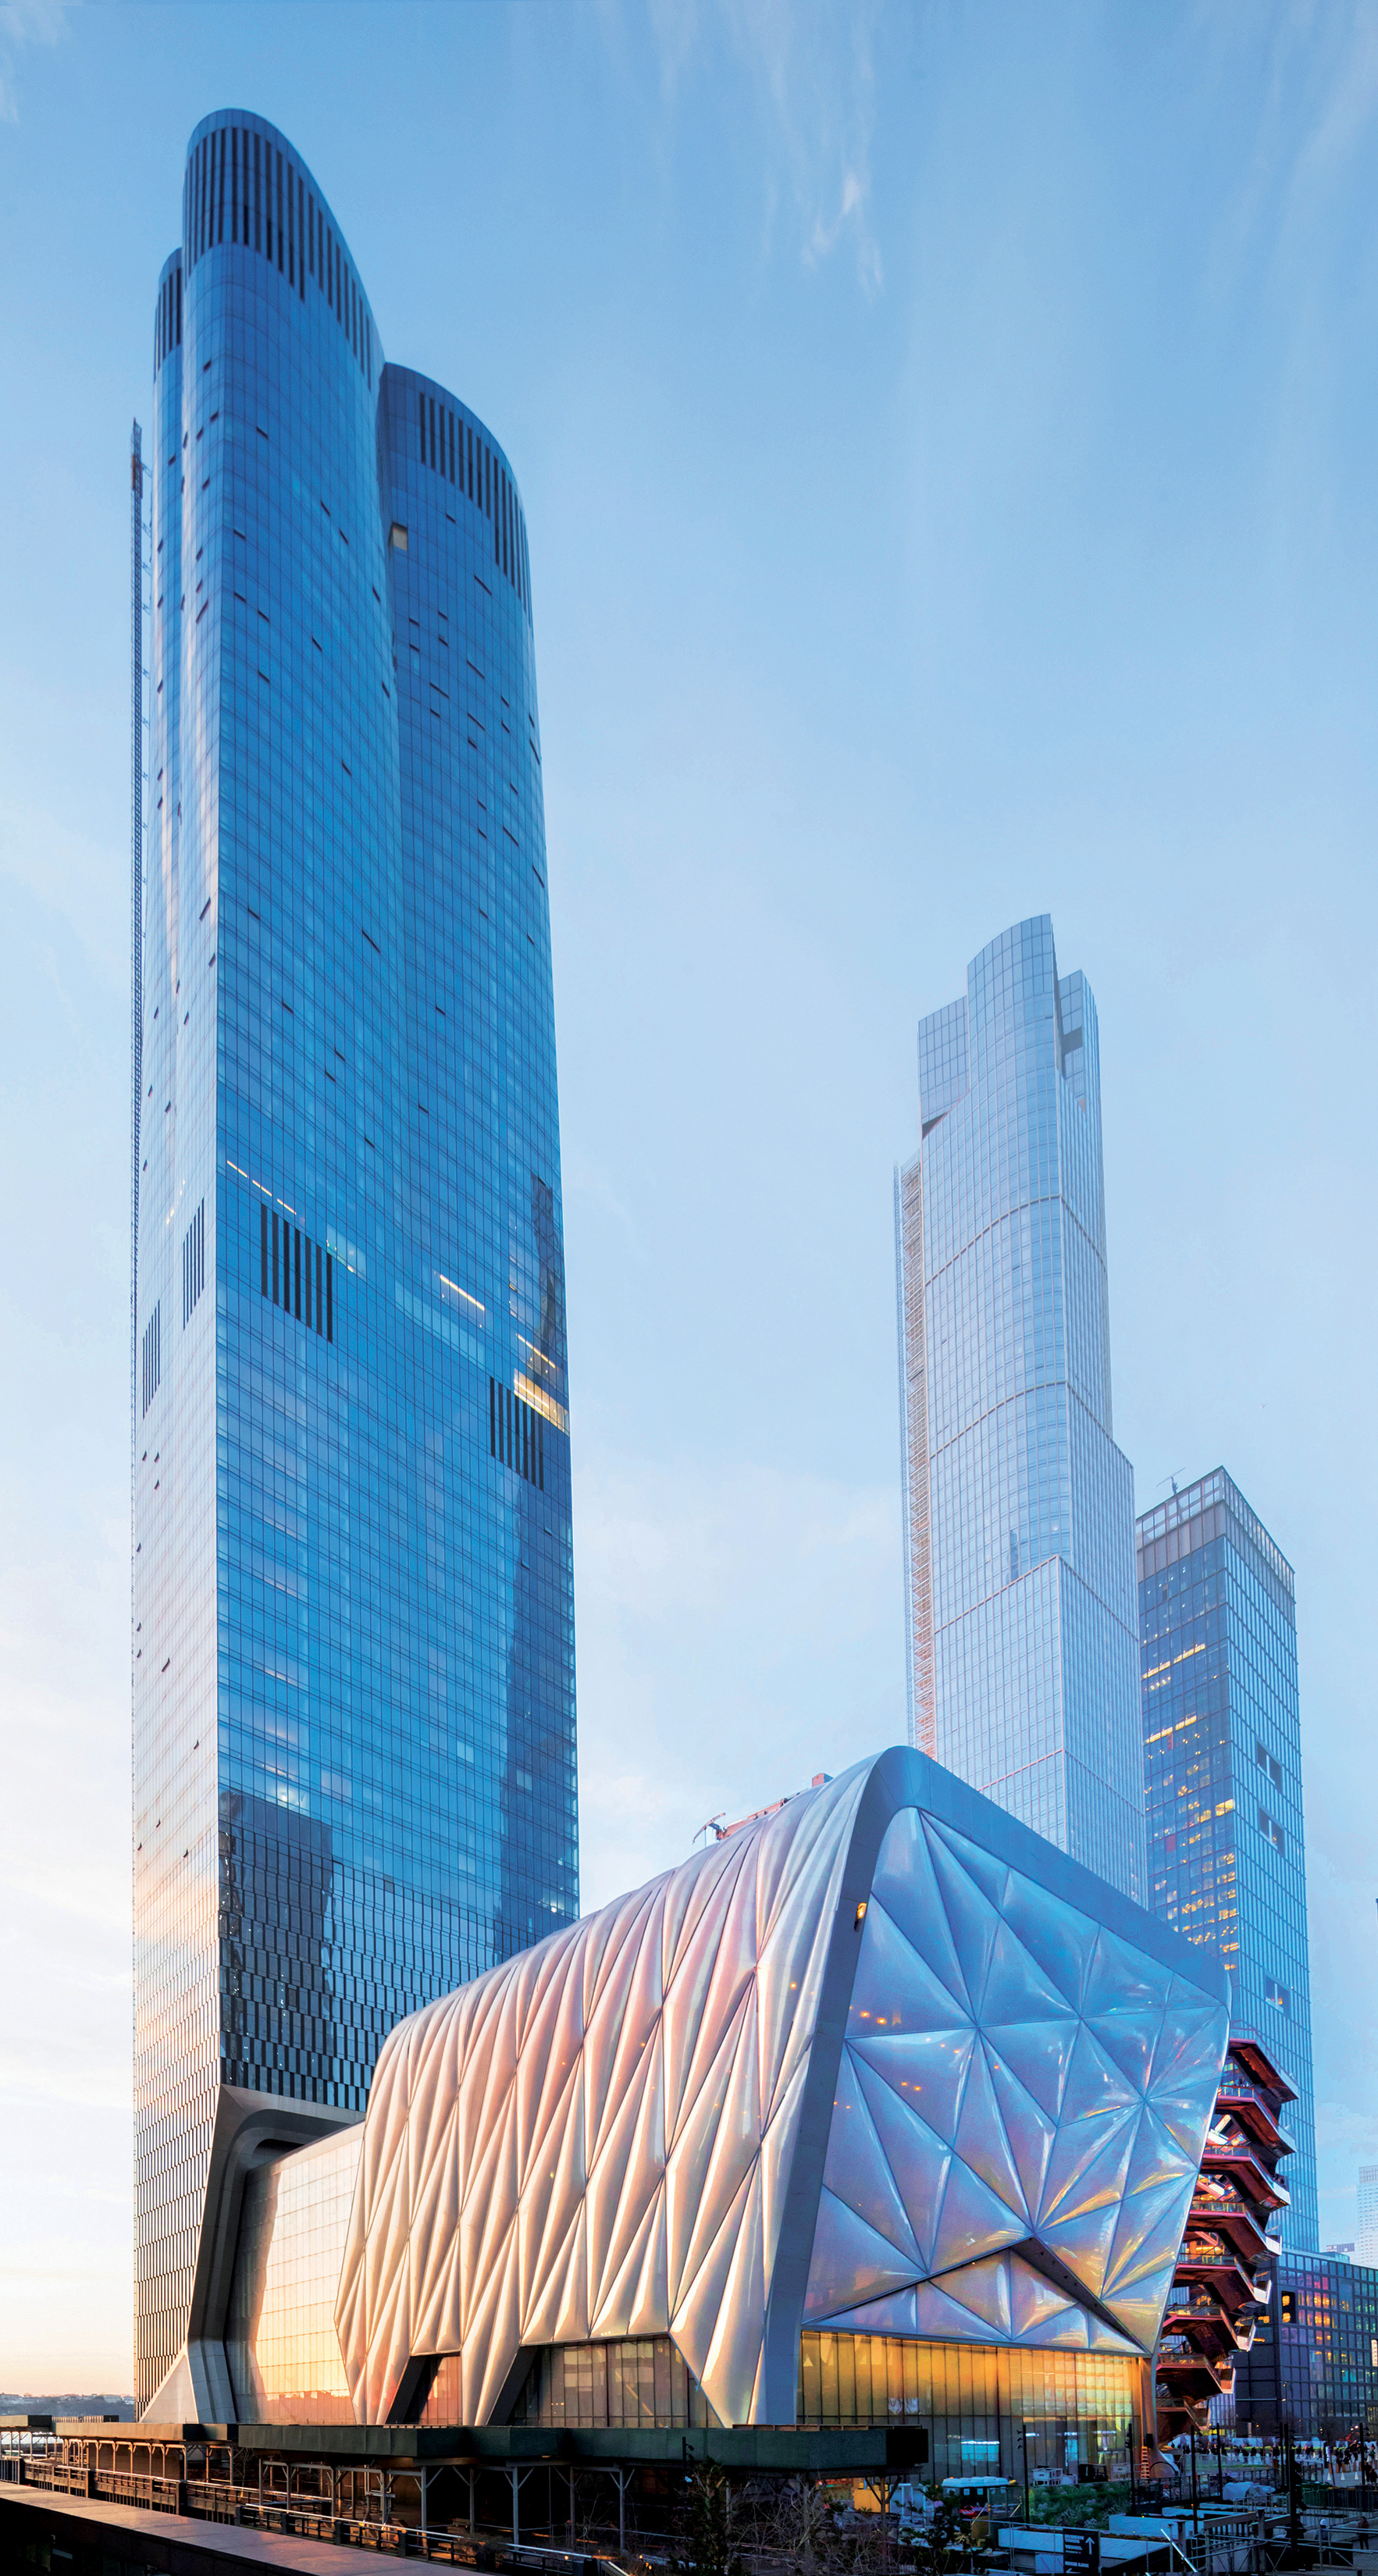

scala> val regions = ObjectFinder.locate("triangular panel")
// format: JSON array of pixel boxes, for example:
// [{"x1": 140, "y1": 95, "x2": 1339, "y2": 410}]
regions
[
  {"x1": 981, "y1": 1918, "x2": 1081, "y2": 2033},
  {"x1": 849, "y1": 1899, "x2": 975, "y2": 2041},
  {"x1": 924, "y1": 1823, "x2": 1002, "y2": 2016},
  {"x1": 850, "y1": 2026, "x2": 975, "y2": 2149},
  {"x1": 1085, "y1": 2005, "x2": 1166, "y2": 2098},
  {"x1": 912, "y1": 2276, "x2": 1006, "y2": 2343},
  {"x1": 1000, "y1": 1870, "x2": 1098, "y2": 2014},
  {"x1": 982, "y1": 2016, "x2": 1077, "y2": 2124},
  {"x1": 851, "y1": 2053, "x2": 952, "y2": 2275},
  {"x1": 823, "y1": 2048, "x2": 924, "y2": 2265},
  {"x1": 930, "y1": 2254, "x2": 1012, "y2": 2334},
  {"x1": 930, "y1": 2154, "x2": 1026, "y2": 2273},
  {"x1": 804, "y1": 2187, "x2": 925, "y2": 2321},
  {"x1": 1083, "y1": 1927, "x2": 1173, "y2": 2023},
  {"x1": 984, "y1": 2042, "x2": 1056, "y2": 2218},
  {"x1": 870, "y1": 1808, "x2": 971, "y2": 2012},
  {"x1": 953, "y1": 2042, "x2": 1028, "y2": 2225}
]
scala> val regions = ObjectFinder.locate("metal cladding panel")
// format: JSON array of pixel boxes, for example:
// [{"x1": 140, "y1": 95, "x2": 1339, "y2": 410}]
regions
[{"x1": 333, "y1": 1749, "x2": 1227, "y2": 2425}]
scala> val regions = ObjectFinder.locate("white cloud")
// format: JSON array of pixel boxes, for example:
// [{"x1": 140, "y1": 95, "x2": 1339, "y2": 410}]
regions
[
  {"x1": 643, "y1": 0, "x2": 884, "y2": 296},
  {"x1": 807, "y1": 161, "x2": 882, "y2": 298}
]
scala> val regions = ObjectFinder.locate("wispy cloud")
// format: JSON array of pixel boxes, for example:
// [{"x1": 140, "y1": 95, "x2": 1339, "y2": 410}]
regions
[
  {"x1": 645, "y1": 0, "x2": 884, "y2": 297},
  {"x1": 0, "y1": 0, "x2": 69, "y2": 123},
  {"x1": 1291, "y1": 0, "x2": 1378, "y2": 191},
  {"x1": 1197, "y1": 0, "x2": 1378, "y2": 294}
]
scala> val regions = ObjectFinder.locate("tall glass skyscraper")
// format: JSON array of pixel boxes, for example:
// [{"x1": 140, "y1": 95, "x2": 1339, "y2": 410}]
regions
[
  {"x1": 895, "y1": 916, "x2": 1145, "y2": 1903},
  {"x1": 132, "y1": 113, "x2": 578, "y2": 2413},
  {"x1": 1137, "y1": 1471, "x2": 1318, "y2": 2251}
]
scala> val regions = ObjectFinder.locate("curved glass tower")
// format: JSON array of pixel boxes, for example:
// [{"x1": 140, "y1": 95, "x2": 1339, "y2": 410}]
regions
[
  {"x1": 896, "y1": 917, "x2": 1145, "y2": 1907},
  {"x1": 134, "y1": 113, "x2": 577, "y2": 2413}
]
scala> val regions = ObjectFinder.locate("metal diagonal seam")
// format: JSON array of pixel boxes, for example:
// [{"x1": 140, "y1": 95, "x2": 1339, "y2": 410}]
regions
[{"x1": 1002, "y1": 2233, "x2": 1148, "y2": 2353}]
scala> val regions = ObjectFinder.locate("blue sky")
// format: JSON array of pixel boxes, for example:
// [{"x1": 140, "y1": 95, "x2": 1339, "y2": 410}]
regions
[{"x1": 1, "y1": 0, "x2": 1376, "y2": 2388}]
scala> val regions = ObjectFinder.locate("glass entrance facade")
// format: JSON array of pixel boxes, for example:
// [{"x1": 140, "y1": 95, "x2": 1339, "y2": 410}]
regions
[
  {"x1": 797, "y1": 2332, "x2": 1141, "y2": 2481},
  {"x1": 133, "y1": 112, "x2": 577, "y2": 2406}
]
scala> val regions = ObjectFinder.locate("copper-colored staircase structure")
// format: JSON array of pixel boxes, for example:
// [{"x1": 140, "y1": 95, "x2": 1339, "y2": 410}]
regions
[{"x1": 1155, "y1": 2032, "x2": 1295, "y2": 2443}]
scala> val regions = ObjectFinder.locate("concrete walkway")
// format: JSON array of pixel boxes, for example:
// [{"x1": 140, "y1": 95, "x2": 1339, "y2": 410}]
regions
[{"x1": 0, "y1": 2479, "x2": 361, "y2": 2568}]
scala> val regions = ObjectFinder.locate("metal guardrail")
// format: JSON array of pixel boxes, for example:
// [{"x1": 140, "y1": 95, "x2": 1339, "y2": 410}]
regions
[{"x1": 7, "y1": 2455, "x2": 631, "y2": 2570}]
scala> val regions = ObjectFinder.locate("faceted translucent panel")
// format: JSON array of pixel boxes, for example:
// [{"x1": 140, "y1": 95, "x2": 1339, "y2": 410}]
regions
[
  {"x1": 823, "y1": 2053, "x2": 924, "y2": 2265},
  {"x1": 336, "y1": 1764, "x2": 869, "y2": 2425},
  {"x1": 850, "y1": 2054, "x2": 952, "y2": 2272},
  {"x1": 806, "y1": 1805, "x2": 1227, "y2": 2358},
  {"x1": 825, "y1": 2260, "x2": 1144, "y2": 2361}
]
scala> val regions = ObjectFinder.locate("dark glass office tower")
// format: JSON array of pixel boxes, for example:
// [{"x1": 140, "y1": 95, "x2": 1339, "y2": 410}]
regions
[
  {"x1": 1138, "y1": 1471, "x2": 1318, "y2": 2252},
  {"x1": 133, "y1": 114, "x2": 577, "y2": 2413}
]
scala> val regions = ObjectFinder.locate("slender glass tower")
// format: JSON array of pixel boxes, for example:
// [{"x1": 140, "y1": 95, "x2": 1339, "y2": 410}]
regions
[
  {"x1": 1138, "y1": 1469, "x2": 1319, "y2": 2251},
  {"x1": 133, "y1": 114, "x2": 578, "y2": 2413},
  {"x1": 895, "y1": 916, "x2": 1145, "y2": 1904}
]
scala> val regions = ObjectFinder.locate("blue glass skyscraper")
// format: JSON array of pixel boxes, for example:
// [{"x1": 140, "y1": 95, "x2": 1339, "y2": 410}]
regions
[
  {"x1": 1138, "y1": 1471, "x2": 1318, "y2": 2251},
  {"x1": 895, "y1": 916, "x2": 1145, "y2": 1903},
  {"x1": 132, "y1": 114, "x2": 578, "y2": 2412}
]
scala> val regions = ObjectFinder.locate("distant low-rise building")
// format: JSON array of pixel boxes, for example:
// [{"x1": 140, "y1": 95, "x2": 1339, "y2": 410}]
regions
[{"x1": 1277, "y1": 2252, "x2": 1378, "y2": 2439}]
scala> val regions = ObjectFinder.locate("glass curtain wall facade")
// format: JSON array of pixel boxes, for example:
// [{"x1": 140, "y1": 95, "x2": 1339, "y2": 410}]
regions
[
  {"x1": 895, "y1": 916, "x2": 1145, "y2": 1903},
  {"x1": 798, "y1": 2334, "x2": 1141, "y2": 2479},
  {"x1": 1358, "y1": 2169, "x2": 1378, "y2": 2267},
  {"x1": 1137, "y1": 1470, "x2": 1317, "y2": 2251},
  {"x1": 1271, "y1": 2251, "x2": 1378, "y2": 2438},
  {"x1": 133, "y1": 112, "x2": 577, "y2": 2408}
]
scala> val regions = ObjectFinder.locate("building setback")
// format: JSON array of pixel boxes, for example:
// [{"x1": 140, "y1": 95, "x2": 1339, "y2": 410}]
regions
[
  {"x1": 895, "y1": 916, "x2": 1145, "y2": 1905},
  {"x1": 1137, "y1": 1471, "x2": 1318, "y2": 2254},
  {"x1": 132, "y1": 113, "x2": 577, "y2": 2416}
]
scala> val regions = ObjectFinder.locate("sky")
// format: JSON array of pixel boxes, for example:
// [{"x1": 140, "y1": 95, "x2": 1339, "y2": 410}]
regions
[{"x1": 1, "y1": 0, "x2": 1376, "y2": 2393}]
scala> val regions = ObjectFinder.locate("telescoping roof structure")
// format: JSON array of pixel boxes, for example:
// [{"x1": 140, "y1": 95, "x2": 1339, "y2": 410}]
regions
[{"x1": 325, "y1": 1749, "x2": 1229, "y2": 2429}]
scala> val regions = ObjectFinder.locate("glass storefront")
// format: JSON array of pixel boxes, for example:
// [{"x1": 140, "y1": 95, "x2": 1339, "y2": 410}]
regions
[
  {"x1": 488, "y1": 2337, "x2": 715, "y2": 2432},
  {"x1": 425, "y1": 2330, "x2": 1144, "y2": 2470},
  {"x1": 798, "y1": 2332, "x2": 1142, "y2": 2482}
]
